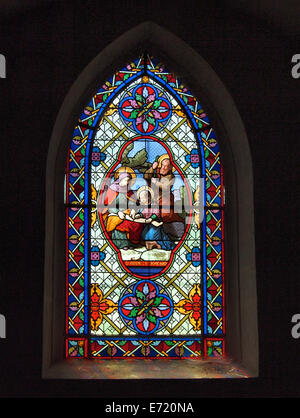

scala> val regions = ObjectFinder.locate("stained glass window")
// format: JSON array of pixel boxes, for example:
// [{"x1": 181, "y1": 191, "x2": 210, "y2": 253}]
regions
[{"x1": 65, "y1": 53, "x2": 225, "y2": 359}]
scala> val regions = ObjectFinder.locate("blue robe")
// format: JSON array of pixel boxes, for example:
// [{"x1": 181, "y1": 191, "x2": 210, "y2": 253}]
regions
[{"x1": 141, "y1": 223, "x2": 175, "y2": 250}]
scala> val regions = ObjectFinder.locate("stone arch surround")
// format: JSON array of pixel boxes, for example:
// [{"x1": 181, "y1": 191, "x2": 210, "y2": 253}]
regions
[{"x1": 42, "y1": 21, "x2": 258, "y2": 379}]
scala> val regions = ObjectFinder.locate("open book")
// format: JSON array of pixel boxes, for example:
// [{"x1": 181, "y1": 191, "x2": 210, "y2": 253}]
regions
[{"x1": 124, "y1": 213, "x2": 163, "y2": 227}]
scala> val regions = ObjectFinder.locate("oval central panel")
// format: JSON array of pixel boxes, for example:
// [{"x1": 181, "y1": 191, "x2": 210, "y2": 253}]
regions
[{"x1": 98, "y1": 136, "x2": 192, "y2": 279}]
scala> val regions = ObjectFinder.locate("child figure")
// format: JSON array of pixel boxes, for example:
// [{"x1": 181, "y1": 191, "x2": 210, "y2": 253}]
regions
[{"x1": 133, "y1": 186, "x2": 175, "y2": 251}]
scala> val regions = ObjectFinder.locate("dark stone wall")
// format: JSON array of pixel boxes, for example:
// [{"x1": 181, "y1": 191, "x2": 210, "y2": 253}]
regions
[{"x1": 0, "y1": 0, "x2": 299, "y2": 397}]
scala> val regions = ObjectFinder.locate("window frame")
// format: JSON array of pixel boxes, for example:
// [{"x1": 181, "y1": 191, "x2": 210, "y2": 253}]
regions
[{"x1": 42, "y1": 21, "x2": 258, "y2": 378}]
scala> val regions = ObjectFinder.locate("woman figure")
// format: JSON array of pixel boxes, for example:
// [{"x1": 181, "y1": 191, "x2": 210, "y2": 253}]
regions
[{"x1": 100, "y1": 166, "x2": 144, "y2": 249}]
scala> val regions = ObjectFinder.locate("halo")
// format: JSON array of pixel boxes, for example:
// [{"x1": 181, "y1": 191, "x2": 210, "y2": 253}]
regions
[
  {"x1": 136, "y1": 185, "x2": 154, "y2": 200},
  {"x1": 114, "y1": 166, "x2": 136, "y2": 185},
  {"x1": 157, "y1": 153, "x2": 176, "y2": 172}
]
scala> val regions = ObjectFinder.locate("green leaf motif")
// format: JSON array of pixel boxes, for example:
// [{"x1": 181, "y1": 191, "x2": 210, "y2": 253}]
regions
[
  {"x1": 135, "y1": 289, "x2": 145, "y2": 301},
  {"x1": 117, "y1": 340, "x2": 127, "y2": 346},
  {"x1": 152, "y1": 99, "x2": 162, "y2": 109},
  {"x1": 120, "y1": 142, "x2": 134, "y2": 164},
  {"x1": 128, "y1": 307, "x2": 140, "y2": 318},
  {"x1": 182, "y1": 95, "x2": 188, "y2": 104},
  {"x1": 147, "y1": 313, "x2": 157, "y2": 324},
  {"x1": 146, "y1": 115, "x2": 156, "y2": 127},
  {"x1": 130, "y1": 149, "x2": 147, "y2": 167},
  {"x1": 135, "y1": 93, "x2": 144, "y2": 104},
  {"x1": 152, "y1": 296, "x2": 163, "y2": 307},
  {"x1": 130, "y1": 109, "x2": 139, "y2": 119},
  {"x1": 165, "y1": 340, "x2": 175, "y2": 347}
]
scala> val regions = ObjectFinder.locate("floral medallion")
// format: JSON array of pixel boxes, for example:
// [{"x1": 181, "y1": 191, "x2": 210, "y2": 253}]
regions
[
  {"x1": 119, "y1": 83, "x2": 172, "y2": 134},
  {"x1": 118, "y1": 280, "x2": 173, "y2": 334}
]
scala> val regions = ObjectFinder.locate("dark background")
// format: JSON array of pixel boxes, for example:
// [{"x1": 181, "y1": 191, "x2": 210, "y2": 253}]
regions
[{"x1": 0, "y1": 0, "x2": 299, "y2": 398}]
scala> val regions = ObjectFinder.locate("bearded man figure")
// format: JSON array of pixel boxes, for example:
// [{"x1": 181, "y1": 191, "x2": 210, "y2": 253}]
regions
[{"x1": 144, "y1": 154, "x2": 185, "y2": 241}]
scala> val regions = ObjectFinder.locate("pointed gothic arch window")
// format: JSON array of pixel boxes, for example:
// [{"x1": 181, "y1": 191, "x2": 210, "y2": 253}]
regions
[
  {"x1": 65, "y1": 53, "x2": 224, "y2": 359},
  {"x1": 43, "y1": 22, "x2": 258, "y2": 379}
]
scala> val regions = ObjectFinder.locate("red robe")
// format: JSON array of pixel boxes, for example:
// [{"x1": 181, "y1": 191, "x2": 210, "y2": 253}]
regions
[{"x1": 100, "y1": 187, "x2": 144, "y2": 244}]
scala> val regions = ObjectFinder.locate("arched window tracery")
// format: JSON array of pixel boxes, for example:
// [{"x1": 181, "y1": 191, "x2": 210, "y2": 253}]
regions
[{"x1": 65, "y1": 53, "x2": 225, "y2": 359}]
